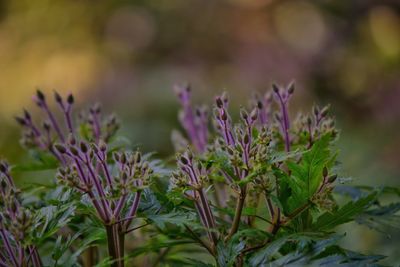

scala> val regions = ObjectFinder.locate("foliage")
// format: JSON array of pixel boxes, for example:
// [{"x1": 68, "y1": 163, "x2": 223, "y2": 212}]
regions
[{"x1": 0, "y1": 86, "x2": 398, "y2": 266}]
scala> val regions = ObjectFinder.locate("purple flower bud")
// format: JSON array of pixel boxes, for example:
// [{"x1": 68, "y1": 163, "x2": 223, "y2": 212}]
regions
[
  {"x1": 257, "y1": 101, "x2": 263, "y2": 109},
  {"x1": 113, "y1": 152, "x2": 120, "y2": 162},
  {"x1": 272, "y1": 84, "x2": 280, "y2": 94},
  {"x1": 216, "y1": 97, "x2": 224, "y2": 108},
  {"x1": 240, "y1": 109, "x2": 248, "y2": 120},
  {"x1": 0, "y1": 180, "x2": 7, "y2": 190},
  {"x1": 67, "y1": 94, "x2": 74, "y2": 104},
  {"x1": 68, "y1": 134, "x2": 76, "y2": 146},
  {"x1": 250, "y1": 108, "x2": 258, "y2": 121},
  {"x1": 135, "y1": 152, "x2": 141, "y2": 163},
  {"x1": 54, "y1": 91, "x2": 63, "y2": 104},
  {"x1": 69, "y1": 146, "x2": 79, "y2": 156},
  {"x1": 220, "y1": 110, "x2": 228, "y2": 121},
  {"x1": 287, "y1": 82, "x2": 295, "y2": 95},
  {"x1": 99, "y1": 140, "x2": 107, "y2": 152},
  {"x1": 43, "y1": 121, "x2": 51, "y2": 131},
  {"x1": 23, "y1": 109, "x2": 31, "y2": 121},
  {"x1": 80, "y1": 142, "x2": 88, "y2": 153},
  {"x1": 15, "y1": 117, "x2": 26, "y2": 126},
  {"x1": 243, "y1": 134, "x2": 250, "y2": 145},
  {"x1": 54, "y1": 144, "x2": 67, "y2": 154},
  {"x1": 0, "y1": 162, "x2": 7, "y2": 173},
  {"x1": 36, "y1": 90, "x2": 45, "y2": 102},
  {"x1": 120, "y1": 153, "x2": 127, "y2": 164},
  {"x1": 180, "y1": 156, "x2": 189, "y2": 165},
  {"x1": 320, "y1": 105, "x2": 330, "y2": 117}
]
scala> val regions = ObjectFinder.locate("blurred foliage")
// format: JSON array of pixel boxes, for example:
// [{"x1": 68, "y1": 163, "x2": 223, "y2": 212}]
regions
[{"x1": 0, "y1": 0, "x2": 399, "y2": 264}]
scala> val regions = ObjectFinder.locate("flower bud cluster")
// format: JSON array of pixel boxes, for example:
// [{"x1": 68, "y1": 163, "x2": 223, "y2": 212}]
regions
[
  {"x1": 173, "y1": 149, "x2": 218, "y2": 244},
  {"x1": 174, "y1": 85, "x2": 209, "y2": 153},
  {"x1": 16, "y1": 90, "x2": 120, "y2": 165},
  {"x1": 214, "y1": 94, "x2": 259, "y2": 181},
  {"x1": 55, "y1": 140, "x2": 153, "y2": 226},
  {"x1": 293, "y1": 104, "x2": 338, "y2": 147},
  {"x1": 272, "y1": 82, "x2": 295, "y2": 152},
  {"x1": 251, "y1": 91, "x2": 273, "y2": 126},
  {"x1": 0, "y1": 161, "x2": 39, "y2": 266}
]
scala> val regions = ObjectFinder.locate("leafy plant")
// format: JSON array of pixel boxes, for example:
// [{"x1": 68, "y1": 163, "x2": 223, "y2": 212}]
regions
[{"x1": 0, "y1": 85, "x2": 398, "y2": 266}]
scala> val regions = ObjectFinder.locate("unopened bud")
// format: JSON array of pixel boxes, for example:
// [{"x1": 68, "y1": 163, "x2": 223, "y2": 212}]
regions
[
  {"x1": 243, "y1": 134, "x2": 250, "y2": 145},
  {"x1": 43, "y1": 121, "x2": 51, "y2": 131},
  {"x1": 135, "y1": 152, "x2": 141, "y2": 163},
  {"x1": 257, "y1": 101, "x2": 263, "y2": 109},
  {"x1": 54, "y1": 91, "x2": 63, "y2": 104},
  {"x1": 36, "y1": 90, "x2": 45, "y2": 101},
  {"x1": 23, "y1": 109, "x2": 31, "y2": 121},
  {"x1": 68, "y1": 134, "x2": 76, "y2": 146},
  {"x1": 216, "y1": 97, "x2": 223, "y2": 108},
  {"x1": 180, "y1": 156, "x2": 189, "y2": 165},
  {"x1": 69, "y1": 146, "x2": 79, "y2": 156},
  {"x1": 15, "y1": 117, "x2": 26, "y2": 126},
  {"x1": 307, "y1": 117, "x2": 312, "y2": 126},
  {"x1": 250, "y1": 108, "x2": 258, "y2": 121},
  {"x1": 240, "y1": 109, "x2": 248, "y2": 120},
  {"x1": 323, "y1": 166, "x2": 328, "y2": 178},
  {"x1": 328, "y1": 174, "x2": 337, "y2": 183},
  {"x1": 321, "y1": 105, "x2": 330, "y2": 117},
  {"x1": 287, "y1": 82, "x2": 295, "y2": 94},
  {"x1": 80, "y1": 142, "x2": 88, "y2": 153},
  {"x1": 99, "y1": 140, "x2": 107, "y2": 152},
  {"x1": 113, "y1": 152, "x2": 120, "y2": 162},
  {"x1": 120, "y1": 153, "x2": 126, "y2": 164},
  {"x1": 54, "y1": 144, "x2": 67, "y2": 154},
  {"x1": 67, "y1": 94, "x2": 74, "y2": 104},
  {"x1": 272, "y1": 84, "x2": 279, "y2": 94},
  {"x1": 220, "y1": 110, "x2": 228, "y2": 121}
]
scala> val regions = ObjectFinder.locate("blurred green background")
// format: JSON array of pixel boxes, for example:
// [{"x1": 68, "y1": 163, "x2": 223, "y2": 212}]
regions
[{"x1": 0, "y1": 0, "x2": 399, "y2": 264}]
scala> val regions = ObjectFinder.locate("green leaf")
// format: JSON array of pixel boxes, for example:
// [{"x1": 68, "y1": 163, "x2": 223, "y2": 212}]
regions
[
  {"x1": 312, "y1": 193, "x2": 377, "y2": 231},
  {"x1": 147, "y1": 210, "x2": 195, "y2": 229},
  {"x1": 355, "y1": 202, "x2": 400, "y2": 235},
  {"x1": 33, "y1": 204, "x2": 76, "y2": 244},
  {"x1": 217, "y1": 235, "x2": 246, "y2": 267},
  {"x1": 12, "y1": 150, "x2": 58, "y2": 172},
  {"x1": 248, "y1": 232, "x2": 328, "y2": 266},
  {"x1": 282, "y1": 134, "x2": 334, "y2": 213}
]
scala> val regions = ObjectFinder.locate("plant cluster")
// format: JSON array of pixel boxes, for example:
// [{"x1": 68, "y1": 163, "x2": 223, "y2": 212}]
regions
[{"x1": 0, "y1": 85, "x2": 399, "y2": 267}]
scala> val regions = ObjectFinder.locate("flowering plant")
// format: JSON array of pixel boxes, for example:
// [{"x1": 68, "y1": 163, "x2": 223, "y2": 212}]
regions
[{"x1": 0, "y1": 86, "x2": 398, "y2": 266}]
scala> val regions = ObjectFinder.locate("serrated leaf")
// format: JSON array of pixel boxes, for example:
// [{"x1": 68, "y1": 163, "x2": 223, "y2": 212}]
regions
[
  {"x1": 284, "y1": 134, "x2": 333, "y2": 212},
  {"x1": 312, "y1": 193, "x2": 377, "y2": 231}
]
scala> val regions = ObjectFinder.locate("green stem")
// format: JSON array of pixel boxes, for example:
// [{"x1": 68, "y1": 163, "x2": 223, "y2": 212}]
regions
[
  {"x1": 226, "y1": 185, "x2": 247, "y2": 241},
  {"x1": 105, "y1": 225, "x2": 124, "y2": 267}
]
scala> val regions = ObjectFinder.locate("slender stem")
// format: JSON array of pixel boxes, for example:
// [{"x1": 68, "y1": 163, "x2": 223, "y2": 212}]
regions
[
  {"x1": 124, "y1": 191, "x2": 142, "y2": 230},
  {"x1": 105, "y1": 225, "x2": 119, "y2": 267},
  {"x1": 118, "y1": 231, "x2": 125, "y2": 263},
  {"x1": 42, "y1": 103, "x2": 65, "y2": 142},
  {"x1": 0, "y1": 230, "x2": 18, "y2": 266},
  {"x1": 283, "y1": 202, "x2": 311, "y2": 225},
  {"x1": 275, "y1": 93, "x2": 290, "y2": 152},
  {"x1": 197, "y1": 190, "x2": 217, "y2": 244},
  {"x1": 184, "y1": 224, "x2": 215, "y2": 256},
  {"x1": 64, "y1": 108, "x2": 75, "y2": 135},
  {"x1": 113, "y1": 194, "x2": 127, "y2": 218},
  {"x1": 32, "y1": 249, "x2": 42, "y2": 267},
  {"x1": 226, "y1": 185, "x2": 247, "y2": 241},
  {"x1": 85, "y1": 156, "x2": 111, "y2": 222},
  {"x1": 194, "y1": 200, "x2": 213, "y2": 243}
]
